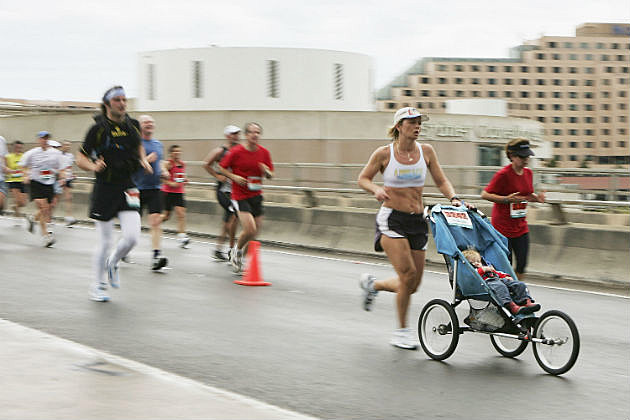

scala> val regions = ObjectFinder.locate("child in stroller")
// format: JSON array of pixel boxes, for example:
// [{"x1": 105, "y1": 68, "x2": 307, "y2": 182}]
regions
[{"x1": 462, "y1": 247, "x2": 540, "y2": 316}]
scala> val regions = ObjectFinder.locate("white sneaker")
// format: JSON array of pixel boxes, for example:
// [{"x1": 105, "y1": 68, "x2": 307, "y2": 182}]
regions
[
  {"x1": 390, "y1": 328, "x2": 419, "y2": 350},
  {"x1": 231, "y1": 246, "x2": 243, "y2": 273},
  {"x1": 359, "y1": 273, "x2": 378, "y2": 311},
  {"x1": 43, "y1": 233, "x2": 56, "y2": 248},
  {"x1": 177, "y1": 234, "x2": 190, "y2": 249},
  {"x1": 65, "y1": 216, "x2": 78, "y2": 227},
  {"x1": 89, "y1": 285, "x2": 110, "y2": 302},
  {"x1": 106, "y1": 257, "x2": 120, "y2": 289}
]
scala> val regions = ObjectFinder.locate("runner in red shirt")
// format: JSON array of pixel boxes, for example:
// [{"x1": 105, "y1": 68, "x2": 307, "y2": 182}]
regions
[
  {"x1": 481, "y1": 139, "x2": 545, "y2": 279},
  {"x1": 219, "y1": 122, "x2": 273, "y2": 273},
  {"x1": 161, "y1": 145, "x2": 190, "y2": 248}
]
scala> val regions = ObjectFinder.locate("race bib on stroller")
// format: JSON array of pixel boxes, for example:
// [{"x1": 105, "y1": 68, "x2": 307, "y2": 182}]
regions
[
  {"x1": 443, "y1": 209, "x2": 473, "y2": 229},
  {"x1": 124, "y1": 188, "x2": 140, "y2": 209},
  {"x1": 510, "y1": 201, "x2": 528, "y2": 218},
  {"x1": 247, "y1": 176, "x2": 263, "y2": 191}
]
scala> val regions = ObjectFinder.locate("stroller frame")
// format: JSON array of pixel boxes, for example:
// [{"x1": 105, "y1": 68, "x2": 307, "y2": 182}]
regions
[{"x1": 417, "y1": 204, "x2": 580, "y2": 375}]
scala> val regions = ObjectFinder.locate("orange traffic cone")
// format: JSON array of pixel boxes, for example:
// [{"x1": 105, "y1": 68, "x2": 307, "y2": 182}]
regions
[{"x1": 234, "y1": 241, "x2": 271, "y2": 286}]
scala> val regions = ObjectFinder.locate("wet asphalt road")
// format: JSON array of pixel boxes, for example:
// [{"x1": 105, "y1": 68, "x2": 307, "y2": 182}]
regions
[{"x1": 1, "y1": 217, "x2": 628, "y2": 419}]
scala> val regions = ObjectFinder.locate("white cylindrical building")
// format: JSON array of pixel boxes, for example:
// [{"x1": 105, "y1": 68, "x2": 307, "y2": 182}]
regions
[{"x1": 136, "y1": 47, "x2": 374, "y2": 111}]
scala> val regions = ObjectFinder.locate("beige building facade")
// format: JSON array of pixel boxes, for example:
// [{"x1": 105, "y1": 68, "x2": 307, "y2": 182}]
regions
[{"x1": 376, "y1": 23, "x2": 630, "y2": 169}]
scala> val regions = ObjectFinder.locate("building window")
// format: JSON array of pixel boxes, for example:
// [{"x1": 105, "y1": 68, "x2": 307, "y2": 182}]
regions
[
  {"x1": 537, "y1": 104, "x2": 545, "y2": 110},
  {"x1": 421, "y1": 90, "x2": 430, "y2": 97},
  {"x1": 618, "y1": 55, "x2": 626, "y2": 61},
  {"x1": 569, "y1": 141, "x2": 578, "y2": 147},
  {"x1": 333, "y1": 63, "x2": 344, "y2": 100},
  {"x1": 548, "y1": 42, "x2": 557, "y2": 48},
  {"x1": 553, "y1": 142, "x2": 562, "y2": 148},
  {"x1": 620, "y1": 116, "x2": 627, "y2": 122},
  {"x1": 596, "y1": 42, "x2": 605, "y2": 49},
  {"x1": 619, "y1": 141, "x2": 627, "y2": 147},
  {"x1": 553, "y1": 79, "x2": 562, "y2": 86},
  {"x1": 602, "y1": 104, "x2": 610, "y2": 110},
  {"x1": 504, "y1": 78, "x2": 513, "y2": 85},
  {"x1": 488, "y1": 78, "x2": 496, "y2": 84},
  {"x1": 504, "y1": 66, "x2": 512, "y2": 72},
  {"x1": 504, "y1": 91, "x2": 513, "y2": 98},
  {"x1": 569, "y1": 104, "x2": 578, "y2": 111},
  {"x1": 602, "y1": 142, "x2": 610, "y2": 148},
  {"x1": 619, "y1": 91, "x2": 627, "y2": 97},
  {"x1": 564, "y1": 42, "x2": 573, "y2": 48},
  {"x1": 569, "y1": 67, "x2": 578, "y2": 73},
  {"x1": 569, "y1": 117, "x2": 578, "y2": 123},
  {"x1": 192, "y1": 60, "x2": 203, "y2": 98},
  {"x1": 553, "y1": 129, "x2": 562, "y2": 135},
  {"x1": 568, "y1": 79, "x2": 577, "y2": 86},
  {"x1": 471, "y1": 78, "x2": 480, "y2": 84},
  {"x1": 520, "y1": 79, "x2": 529, "y2": 85},
  {"x1": 536, "y1": 92, "x2": 545, "y2": 98},
  {"x1": 585, "y1": 80, "x2": 594, "y2": 86},
  {"x1": 602, "y1": 116, "x2": 610, "y2": 122},
  {"x1": 437, "y1": 64, "x2": 447, "y2": 71},
  {"x1": 584, "y1": 116, "x2": 594, "y2": 123},
  {"x1": 438, "y1": 90, "x2": 447, "y2": 97},
  {"x1": 536, "y1": 66, "x2": 545, "y2": 73},
  {"x1": 471, "y1": 65, "x2": 480, "y2": 71},
  {"x1": 552, "y1": 92, "x2": 562, "y2": 98},
  {"x1": 553, "y1": 116, "x2": 562, "y2": 123},
  {"x1": 552, "y1": 67, "x2": 562, "y2": 73},
  {"x1": 537, "y1": 116, "x2": 545, "y2": 122},
  {"x1": 403, "y1": 89, "x2": 413, "y2": 97},
  {"x1": 620, "y1": 129, "x2": 627, "y2": 135},
  {"x1": 605, "y1": 66, "x2": 614, "y2": 73},
  {"x1": 536, "y1": 53, "x2": 545, "y2": 59},
  {"x1": 520, "y1": 91, "x2": 529, "y2": 98},
  {"x1": 519, "y1": 104, "x2": 530, "y2": 110},
  {"x1": 520, "y1": 66, "x2": 529, "y2": 72},
  {"x1": 455, "y1": 90, "x2": 464, "y2": 97},
  {"x1": 488, "y1": 91, "x2": 497, "y2": 97},
  {"x1": 585, "y1": 142, "x2": 594, "y2": 148},
  {"x1": 421, "y1": 77, "x2": 430, "y2": 83},
  {"x1": 146, "y1": 63, "x2": 155, "y2": 100},
  {"x1": 487, "y1": 65, "x2": 496, "y2": 72},
  {"x1": 580, "y1": 42, "x2": 589, "y2": 49},
  {"x1": 585, "y1": 104, "x2": 594, "y2": 111},
  {"x1": 552, "y1": 54, "x2": 561, "y2": 60},
  {"x1": 455, "y1": 65, "x2": 463, "y2": 71},
  {"x1": 569, "y1": 54, "x2": 578, "y2": 60},
  {"x1": 602, "y1": 91, "x2": 610, "y2": 98},
  {"x1": 555, "y1": 155, "x2": 563, "y2": 161},
  {"x1": 569, "y1": 156, "x2": 578, "y2": 162},
  {"x1": 602, "y1": 129, "x2": 610, "y2": 135},
  {"x1": 387, "y1": 102, "x2": 396, "y2": 109},
  {"x1": 601, "y1": 54, "x2": 610, "y2": 61},
  {"x1": 585, "y1": 67, "x2": 594, "y2": 74},
  {"x1": 585, "y1": 129, "x2": 594, "y2": 135},
  {"x1": 553, "y1": 104, "x2": 562, "y2": 110},
  {"x1": 536, "y1": 79, "x2": 545, "y2": 85},
  {"x1": 416, "y1": 102, "x2": 423, "y2": 108},
  {"x1": 585, "y1": 53, "x2": 593, "y2": 60},
  {"x1": 438, "y1": 77, "x2": 447, "y2": 84},
  {"x1": 455, "y1": 77, "x2": 463, "y2": 84},
  {"x1": 472, "y1": 91, "x2": 481, "y2": 97},
  {"x1": 569, "y1": 92, "x2": 578, "y2": 98},
  {"x1": 569, "y1": 130, "x2": 578, "y2": 136},
  {"x1": 267, "y1": 60, "x2": 280, "y2": 98}
]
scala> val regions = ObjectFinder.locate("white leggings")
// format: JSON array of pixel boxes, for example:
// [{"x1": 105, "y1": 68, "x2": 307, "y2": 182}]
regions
[{"x1": 93, "y1": 211, "x2": 141, "y2": 286}]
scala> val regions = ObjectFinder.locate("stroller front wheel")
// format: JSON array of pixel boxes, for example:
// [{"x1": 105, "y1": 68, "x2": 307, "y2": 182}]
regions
[
  {"x1": 532, "y1": 310, "x2": 580, "y2": 375},
  {"x1": 418, "y1": 299, "x2": 460, "y2": 361},
  {"x1": 490, "y1": 334, "x2": 529, "y2": 358}
]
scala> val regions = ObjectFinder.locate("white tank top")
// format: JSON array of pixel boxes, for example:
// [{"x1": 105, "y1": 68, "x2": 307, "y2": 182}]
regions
[{"x1": 382, "y1": 142, "x2": 427, "y2": 188}]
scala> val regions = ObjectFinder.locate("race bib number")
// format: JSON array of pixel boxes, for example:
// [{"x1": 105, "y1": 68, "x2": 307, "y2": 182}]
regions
[
  {"x1": 124, "y1": 188, "x2": 141, "y2": 209},
  {"x1": 247, "y1": 176, "x2": 263, "y2": 191},
  {"x1": 40, "y1": 169, "x2": 54, "y2": 181},
  {"x1": 443, "y1": 209, "x2": 473, "y2": 229},
  {"x1": 11, "y1": 170, "x2": 23, "y2": 178},
  {"x1": 174, "y1": 173, "x2": 186, "y2": 183},
  {"x1": 510, "y1": 202, "x2": 528, "y2": 218}
]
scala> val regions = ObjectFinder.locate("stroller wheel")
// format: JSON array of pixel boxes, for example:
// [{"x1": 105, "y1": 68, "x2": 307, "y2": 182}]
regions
[
  {"x1": 418, "y1": 299, "x2": 460, "y2": 361},
  {"x1": 532, "y1": 310, "x2": 580, "y2": 375},
  {"x1": 490, "y1": 334, "x2": 528, "y2": 358}
]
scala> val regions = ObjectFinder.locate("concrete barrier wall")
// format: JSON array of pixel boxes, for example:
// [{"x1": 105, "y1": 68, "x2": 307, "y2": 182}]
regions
[{"x1": 65, "y1": 189, "x2": 629, "y2": 288}]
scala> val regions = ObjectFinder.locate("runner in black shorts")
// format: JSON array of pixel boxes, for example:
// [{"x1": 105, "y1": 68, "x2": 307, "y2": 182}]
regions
[
  {"x1": 132, "y1": 114, "x2": 168, "y2": 270},
  {"x1": 219, "y1": 122, "x2": 274, "y2": 273},
  {"x1": 203, "y1": 125, "x2": 241, "y2": 261},
  {"x1": 76, "y1": 85, "x2": 152, "y2": 302},
  {"x1": 161, "y1": 144, "x2": 190, "y2": 248}
]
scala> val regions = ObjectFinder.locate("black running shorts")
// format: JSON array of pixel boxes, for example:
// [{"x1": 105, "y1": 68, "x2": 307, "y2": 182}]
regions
[{"x1": 374, "y1": 206, "x2": 428, "y2": 252}]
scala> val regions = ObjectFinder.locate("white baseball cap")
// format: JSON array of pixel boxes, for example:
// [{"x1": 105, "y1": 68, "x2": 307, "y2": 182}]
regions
[
  {"x1": 48, "y1": 140, "x2": 62, "y2": 147},
  {"x1": 392, "y1": 107, "x2": 429, "y2": 127},
  {"x1": 223, "y1": 125, "x2": 241, "y2": 136}
]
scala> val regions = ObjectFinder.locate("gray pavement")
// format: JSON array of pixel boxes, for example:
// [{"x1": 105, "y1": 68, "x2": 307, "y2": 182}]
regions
[{"x1": 1, "y1": 216, "x2": 629, "y2": 419}]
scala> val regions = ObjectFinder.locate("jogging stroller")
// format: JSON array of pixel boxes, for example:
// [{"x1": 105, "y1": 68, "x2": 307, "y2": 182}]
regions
[{"x1": 417, "y1": 204, "x2": 580, "y2": 375}]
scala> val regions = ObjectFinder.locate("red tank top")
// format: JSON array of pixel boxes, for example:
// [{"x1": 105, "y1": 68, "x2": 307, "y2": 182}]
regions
[{"x1": 161, "y1": 160, "x2": 186, "y2": 194}]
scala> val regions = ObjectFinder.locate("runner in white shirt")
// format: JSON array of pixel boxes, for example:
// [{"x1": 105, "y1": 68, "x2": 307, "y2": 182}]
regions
[{"x1": 19, "y1": 131, "x2": 65, "y2": 247}]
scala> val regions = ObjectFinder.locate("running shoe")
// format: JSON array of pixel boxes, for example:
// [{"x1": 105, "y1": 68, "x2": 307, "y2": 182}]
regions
[
  {"x1": 359, "y1": 273, "x2": 378, "y2": 311},
  {"x1": 230, "y1": 246, "x2": 243, "y2": 273},
  {"x1": 106, "y1": 257, "x2": 120, "y2": 289},
  {"x1": 121, "y1": 255, "x2": 131, "y2": 263},
  {"x1": 152, "y1": 255, "x2": 168, "y2": 271},
  {"x1": 89, "y1": 285, "x2": 110, "y2": 302},
  {"x1": 390, "y1": 328, "x2": 419, "y2": 350},
  {"x1": 213, "y1": 249, "x2": 228, "y2": 261},
  {"x1": 178, "y1": 236, "x2": 190, "y2": 249},
  {"x1": 43, "y1": 233, "x2": 56, "y2": 248},
  {"x1": 25, "y1": 215, "x2": 35, "y2": 233},
  {"x1": 65, "y1": 217, "x2": 78, "y2": 227}
]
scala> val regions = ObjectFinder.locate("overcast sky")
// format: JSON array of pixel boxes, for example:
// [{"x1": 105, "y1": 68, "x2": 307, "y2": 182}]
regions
[{"x1": 1, "y1": 0, "x2": 628, "y2": 101}]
